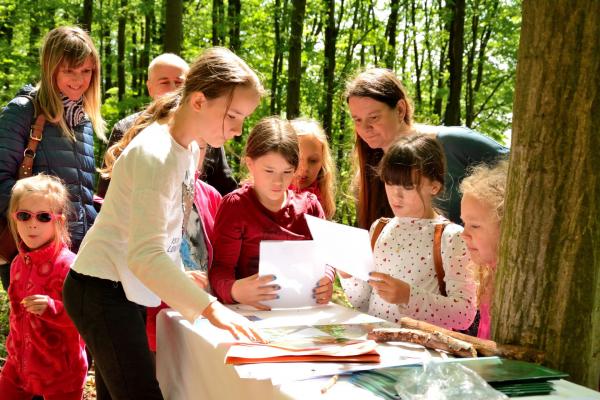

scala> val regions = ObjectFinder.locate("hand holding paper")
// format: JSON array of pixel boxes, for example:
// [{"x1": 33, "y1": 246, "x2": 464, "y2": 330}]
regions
[{"x1": 305, "y1": 215, "x2": 375, "y2": 281}]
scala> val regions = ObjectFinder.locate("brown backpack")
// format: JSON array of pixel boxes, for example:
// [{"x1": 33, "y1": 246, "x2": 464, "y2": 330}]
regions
[
  {"x1": 0, "y1": 97, "x2": 46, "y2": 263},
  {"x1": 370, "y1": 217, "x2": 449, "y2": 296}
]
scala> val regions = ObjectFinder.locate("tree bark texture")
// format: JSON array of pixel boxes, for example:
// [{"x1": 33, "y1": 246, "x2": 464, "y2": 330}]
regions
[
  {"x1": 443, "y1": 0, "x2": 465, "y2": 125},
  {"x1": 82, "y1": 0, "x2": 93, "y2": 33},
  {"x1": 286, "y1": 0, "x2": 306, "y2": 119},
  {"x1": 228, "y1": 0, "x2": 241, "y2": 51},
  {"x1": 117, "y1": 0, "x2": 126, "y2": 101},
  {"x1": 164, "y1": 0, "x2": 183, "y2": 55},
  {"x1": 493, "y1": 0, "x2": 600, "y2": 388},
  {"x1": 384, "y1": 0, "x2": 399, "y2": 70},
  {"x1": 322, "y1": 0, "x2": 337, "y2": 138}
]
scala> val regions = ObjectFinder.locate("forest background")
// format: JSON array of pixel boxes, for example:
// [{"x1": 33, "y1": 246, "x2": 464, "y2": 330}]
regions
[{"x1": 0, "y1": 0, "x2": 520, "y2": 225}]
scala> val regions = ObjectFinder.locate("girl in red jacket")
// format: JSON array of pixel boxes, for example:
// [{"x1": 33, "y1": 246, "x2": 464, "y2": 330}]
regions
[
  {"x1": 0, "y1": 174, "x2": 87, "y2": 400},
  {"x1": 209, "y1": 117, "x2": 334, "y2": 309}
]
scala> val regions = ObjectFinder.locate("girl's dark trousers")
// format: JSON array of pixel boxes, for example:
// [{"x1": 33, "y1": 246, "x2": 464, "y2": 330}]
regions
[{"x1": 63, "y1": 270, "x2": 163, "y2": 400}]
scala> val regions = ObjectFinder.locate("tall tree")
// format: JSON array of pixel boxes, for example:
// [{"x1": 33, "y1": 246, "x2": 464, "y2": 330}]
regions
[
  {"x1": 82, "y1": 0, "x2": 93, "y2": 33},
  {"x1": 270, "y1": 0, "x2": 283, "y2": 115},
  {"x1": 117, "y1": 0, "x2": 127, "y2": 101},
  {"x1": 228, "y1": 0, "x2": 241, "y2": 51},
  {"x1": 212, "y1": 0, "x2": 225, "y2": 46},
  {"x1": 443, "y1": 0, "x2": 465, "y2": 125},
  {"x1": 411, "y1": 0, "x2": 423, "y2": 106},
  {"x1": 140, "y1": 0, "x2": 154, "y2": 96},
  {"x1": 101, "y1": 0, "x2": 113, "y2": 99},
  {"x1": 321, "y1": 0, "x2": 339, "y2": 138},
  {"x1": 164, "y1": 0, "x2": 183, "y2": 54},
  {"x1": 493, "y1": 0, "x2": 600, "y2": 388},
  {"x1": 384, "y1": 0, "x2": 400, "y2": 70},
  {"x1": 286, "y1": 0, "x2": 307, "y2": 119}
]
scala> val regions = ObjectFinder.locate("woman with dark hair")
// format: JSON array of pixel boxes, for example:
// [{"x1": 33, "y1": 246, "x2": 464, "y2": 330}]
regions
[{"x1": 346, "y1": 68, "x2": 508, "y2": 229}]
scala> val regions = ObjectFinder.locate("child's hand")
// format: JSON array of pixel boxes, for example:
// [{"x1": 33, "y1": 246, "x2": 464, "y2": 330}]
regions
[
  {"x1": 368, "y1": 272, "x2": 411, "y2": 305},
  {"x1": 186, "y1": 270, "x2": 209, "y2": 290},
  {"x1": 21, "y1": 294, "x2": 50, "y2": 316},
  {"x1": 202, "y1": 300, "x2": 266, "y2": 343},
  {"x1": 337, "y1": 270, "x2": 353, "y2": 279},
  {"x1": 313, "y1": 277, "x2": 333, "y2": 304},
  {"x1": 231, "y1": 273, "x2": 279, "y2": 311}
]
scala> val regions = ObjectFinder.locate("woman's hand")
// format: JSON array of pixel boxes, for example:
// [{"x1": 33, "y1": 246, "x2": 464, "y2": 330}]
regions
[
  {"x1": 231, "y1": 273, "x2": 279, "y2": 311},
  {"x1": 368, "y1": 272, "x2": 410, "y2": 305},
  {"x1": 186, "y1": 270, "x2": 209, "y2": 290},
  {"x1": 313, "y1": 276, "x2": 333, "y2": 304},
  {"x1": 21, "y1": 294, "x2": 50, "y2": 316},
  {"x1": 201, "y1": 301, "x2": 265, "y2": 343}
]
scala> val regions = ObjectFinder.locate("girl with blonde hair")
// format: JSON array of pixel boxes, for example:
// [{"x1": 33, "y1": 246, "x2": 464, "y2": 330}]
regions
[
  {"x1": 0, "y1": 175, "x2": 87, "y2": 400},
  {"x1": 289, "y1": 118, "x2": 337, "y2": 219},
  {"x1": 63, "y1": 47, "x2": 265, "y2": 399},
  {"x1": 460, "y1": 159, "x2": 508, "y2": 339}
]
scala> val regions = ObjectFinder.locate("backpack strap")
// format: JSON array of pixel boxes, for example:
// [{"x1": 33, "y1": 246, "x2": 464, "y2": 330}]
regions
[
  {"x1": 16, "y1": 94, "x2": 46, "y2": 179},
  {"x1": 370, "y1": 217, "x2": 390, "y2": 250},
  {"x1": 433, "y1": 222, "x2": 450, "y2": 296}
]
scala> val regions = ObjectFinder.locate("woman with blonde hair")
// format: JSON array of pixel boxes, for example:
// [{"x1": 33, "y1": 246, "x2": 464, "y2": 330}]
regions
[
  {"x1": 0, "y1": 26, "x2": 105, "y2": 290},
  {"x1": 290, "y1": 118, "x2": 337, "y2": 219}
]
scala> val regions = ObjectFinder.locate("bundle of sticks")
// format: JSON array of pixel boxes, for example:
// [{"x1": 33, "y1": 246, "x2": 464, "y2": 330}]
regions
[{"x1": 367, "y1": 317, "x2": 544, "y2": 363}]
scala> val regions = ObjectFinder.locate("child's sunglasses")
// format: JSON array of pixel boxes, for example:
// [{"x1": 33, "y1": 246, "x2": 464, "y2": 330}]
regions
[{"x1": 13, "y1": 210, "x2": 61, "y2": 223}]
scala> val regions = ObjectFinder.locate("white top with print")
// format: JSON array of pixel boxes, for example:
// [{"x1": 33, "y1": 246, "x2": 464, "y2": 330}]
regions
[
  {"x1": 73, "y1": 122, "x2": 215, "y2": 322},
  {"x1": 340, "y1": 216, "x2": 477, "y2": 330}
]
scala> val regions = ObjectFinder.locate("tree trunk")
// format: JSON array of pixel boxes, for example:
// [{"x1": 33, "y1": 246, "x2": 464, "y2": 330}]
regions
[
  {"x1": 270, "y1": 0, "x2": 282, "y2": 115},
  {"x1": 433, "y1": 0, "x2": 446, "y2": 118},
  {"x1": 82, "y1": 0, "x2": 93, "y2": 33},
  {"x1": 140, "y1": 0, "x2": 154, "y2": 96},
  {"x1": 131, "y1": 15, "x2": 138, "y2": 93},
  {"x1": 212, "y1": 0, "x2": 225, "y2": 46},
  {"x1": 411, "y1": 0, "x2": 422, "y2": 107},
  {"x1": 228, "y1": 0, "x2": 241, "y2": 51},
  {"x1": 443, "y1": 0, "x2": 465, "y2": 126},
  {"x1": 102, "y1": 3, "x2": 113, "y2": 100},
  {"x1": 164, "y1": 0, "x2": 183, "y2": 54},
  {"x1": 384, "y1": 0, "x2": 399, "y2": 70},
  {"x1": 286, "y1": 0, "x2": 306, "y2": 119},
  {"x1": 322, "y1": 0, "x2": 337, "y2": 138},
  {"x1": 493, "y1": 0, "x2": 600, "y2": 389},
  {"x1": 117, "y1": 0, "x2": 126, "y2": 102}
]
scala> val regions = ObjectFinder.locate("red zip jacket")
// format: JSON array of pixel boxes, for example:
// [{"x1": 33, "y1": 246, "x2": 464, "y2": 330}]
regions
[{"x1": 3, "y1": 242, "x2": 87, "y2": 395}]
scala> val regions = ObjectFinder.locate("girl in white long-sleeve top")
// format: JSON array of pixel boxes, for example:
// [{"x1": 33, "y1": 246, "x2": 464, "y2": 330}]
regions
[{"x1": 340, "y1": 134, "x2": 477, "y2": 330}]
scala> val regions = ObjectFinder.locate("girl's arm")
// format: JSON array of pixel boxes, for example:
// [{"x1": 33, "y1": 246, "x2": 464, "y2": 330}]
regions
[
  {"x1": 398, "y1": 225, "x2": 477, "y2": 330},
  {"x1": 208, "y1": 194, "x2": 245, "y2": 304}
]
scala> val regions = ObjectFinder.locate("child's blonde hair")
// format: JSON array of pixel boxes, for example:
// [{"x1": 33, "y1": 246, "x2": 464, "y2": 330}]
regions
[
  {"x1": 290, "y1": 118, "x2": 336, "y2": 219},
  {"x1": 37, "y1": 26, "x2": 105, "y2": 141},
  {"x1": 459, "y1": 159, "x2": 508, "y2": 306},
  {"x1": 101, "y1": 47, "x2": 264, "y2": 177},
  {"x1": 8, "y1": 174, "x2": 72, "y2": 253}
]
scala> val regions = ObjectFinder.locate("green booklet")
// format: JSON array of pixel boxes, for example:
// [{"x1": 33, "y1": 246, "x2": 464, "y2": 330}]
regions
[{"x1": 350, "y1": 357, "x2": 568, "y2": 398}]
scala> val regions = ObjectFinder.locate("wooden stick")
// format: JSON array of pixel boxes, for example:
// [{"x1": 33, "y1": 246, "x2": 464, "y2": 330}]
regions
[
  {"x1": 398, "y1": 317, "x2": 544, "y2": 363},
  {"x1": 398, "y1": 317, "x2": 498, "y2": 355},
  {"x1": 367, "y1": 328, "x2": 478, "y2": 358}
]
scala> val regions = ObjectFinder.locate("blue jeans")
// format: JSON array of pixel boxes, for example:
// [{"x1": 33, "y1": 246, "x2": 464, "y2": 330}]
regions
[{"x1": 63, "y1": 270, "x2": 162, "y2": 400}]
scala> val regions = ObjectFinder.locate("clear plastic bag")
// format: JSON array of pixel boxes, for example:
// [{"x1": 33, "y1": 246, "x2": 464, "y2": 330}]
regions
[{"x1": 393, "y1": 360, "x2": 508, "y2": 400}]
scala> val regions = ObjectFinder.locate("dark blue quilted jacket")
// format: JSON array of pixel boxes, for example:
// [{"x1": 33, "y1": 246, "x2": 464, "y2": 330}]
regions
[{"x1": 0, "y1": 85, "x2": 97, "y2": 252}]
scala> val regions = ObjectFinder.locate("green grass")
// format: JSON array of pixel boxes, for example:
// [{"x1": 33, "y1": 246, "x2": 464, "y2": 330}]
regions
[{"x1": 0, "y1": 286, "x2": 8, "y2": 361}]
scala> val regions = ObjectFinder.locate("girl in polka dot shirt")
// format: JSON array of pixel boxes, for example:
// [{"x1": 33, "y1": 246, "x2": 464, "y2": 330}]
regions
[{"x1": 340, "y1": 134, "x2": 477, "y2": 330}]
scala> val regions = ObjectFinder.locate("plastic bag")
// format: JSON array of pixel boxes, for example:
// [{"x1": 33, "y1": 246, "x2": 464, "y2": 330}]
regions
[{"x1": 394, "y1": 360, "x2": 508, "y2": 400}]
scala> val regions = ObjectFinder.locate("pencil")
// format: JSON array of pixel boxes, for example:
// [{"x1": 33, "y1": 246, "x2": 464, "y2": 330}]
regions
[{"x1": 320, "y1": 374, "x2": 339, "y2": 394}]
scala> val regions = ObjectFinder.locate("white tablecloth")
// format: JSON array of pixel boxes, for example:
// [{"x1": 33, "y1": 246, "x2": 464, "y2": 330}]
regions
[{"x1": 156, "y1": 304, "x2": 600, "y2": 400}]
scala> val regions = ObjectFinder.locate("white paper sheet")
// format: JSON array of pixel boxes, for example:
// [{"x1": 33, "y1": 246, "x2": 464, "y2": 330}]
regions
[
  {"x1": 305, "y1": 214, "x2": 374, "y2": 281},
  {"x1": 259, "y1": 240, "x2": 326, "y2": 309}
]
